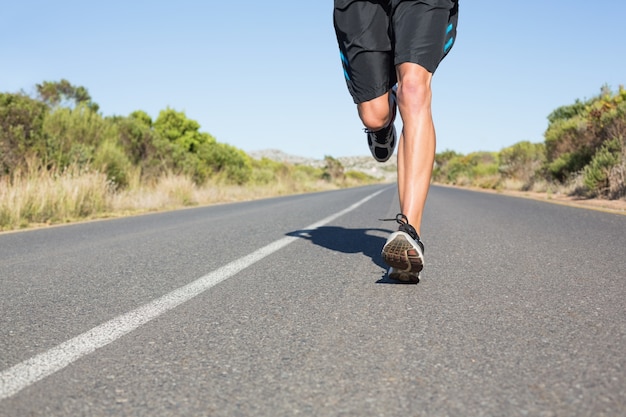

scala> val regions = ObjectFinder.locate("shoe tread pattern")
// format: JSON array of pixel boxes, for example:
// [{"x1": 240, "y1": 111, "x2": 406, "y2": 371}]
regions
[{"x1": 382, "y1": 233, "x2": 424, "y2": 273}]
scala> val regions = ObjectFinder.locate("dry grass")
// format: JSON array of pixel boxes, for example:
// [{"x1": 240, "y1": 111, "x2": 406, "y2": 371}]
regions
[
  {"x1": 500, "y1": 178, "x2": 526, "y2": 191},
  {"x1": 0, "y1": 166, "x2": 112, "y2": 230},
  {"x1": 0, "y1": 166, "x2": 346, "y2": 232}
]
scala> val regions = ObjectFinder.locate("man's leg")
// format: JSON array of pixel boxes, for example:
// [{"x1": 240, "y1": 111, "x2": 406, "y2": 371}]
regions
[
  {"x1": 334, "y1": 1, "x2": 397, "y2": 161},
  {"x1": 334, "y1": 0, "x2": 394, "y2": 118},
  {"x1": 391, "y1": 0, "x2": 458, "y2": 235},
  {"x1": 376, "y1": 0, "x2": 457, "y2": 282},
  {"x1": 379, "y1": 63, "x2": 432, "y2": 283},
  {"x1": 395, "y1": 63, "x2": 435, "y2": 236}
]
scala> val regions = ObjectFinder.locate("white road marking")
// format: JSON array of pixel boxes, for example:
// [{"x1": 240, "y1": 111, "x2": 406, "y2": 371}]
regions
[{"x1": 0, "y1": 188, "x2": 387, "y2": 400}]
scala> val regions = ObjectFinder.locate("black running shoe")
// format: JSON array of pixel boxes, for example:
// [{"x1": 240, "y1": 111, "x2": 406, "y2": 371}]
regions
[
  {"x1": 381, "y1": 213, "x2": 425, "y2": 283},
  {"x1": 365, "y1": 88, "x2": 397, "y2": 162}
]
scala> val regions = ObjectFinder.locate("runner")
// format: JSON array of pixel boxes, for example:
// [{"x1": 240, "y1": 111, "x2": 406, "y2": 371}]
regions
[{"x1": 334, "y1": 0, "x2": 458, "y2": 282}]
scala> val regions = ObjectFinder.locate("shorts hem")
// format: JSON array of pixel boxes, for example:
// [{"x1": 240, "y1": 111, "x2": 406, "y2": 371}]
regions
[
  {"x1": 394, "y1": 55, "x2": 439, "y2": 74},
  {"x1": 351, "y1": 83, "x2": 393, "y2": 104}
]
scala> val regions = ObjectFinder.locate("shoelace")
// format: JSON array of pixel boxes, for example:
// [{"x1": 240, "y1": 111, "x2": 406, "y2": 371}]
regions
[
  {"x1": 363, "y1": 124, "x2": 391, "y2": 140},
  {"x1": 380, "y1": 213, "x2": 423, "y2": 251}
]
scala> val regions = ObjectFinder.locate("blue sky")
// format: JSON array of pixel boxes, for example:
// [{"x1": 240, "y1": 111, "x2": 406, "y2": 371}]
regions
[{"x1": 2, "y1": 1, "x2": 624, "y2": 159}]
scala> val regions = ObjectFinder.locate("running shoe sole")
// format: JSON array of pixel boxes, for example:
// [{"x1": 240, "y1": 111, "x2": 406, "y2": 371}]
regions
[{"x1": 381, "y1": 231, "x2": 424, "y2": 274}]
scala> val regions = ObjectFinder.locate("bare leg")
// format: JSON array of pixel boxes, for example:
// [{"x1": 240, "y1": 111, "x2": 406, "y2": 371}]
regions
[
  {"x1": 396, "y1": 63, "x2": 435, "y2": 236},
  {"x1": 352, "y1": 63, "x2": 434, "y2": 236}
]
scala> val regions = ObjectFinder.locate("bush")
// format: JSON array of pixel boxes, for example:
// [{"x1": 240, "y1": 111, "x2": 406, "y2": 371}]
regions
[
  {"x1": 607, "y1": 140, "x2": 626, "y2": 199},
  {"x1": 43, "y1": 104, "x2": 117, "y2": 170},
  {"x1": 0, "y1": 93, "x2": 48, "y2": 175},
  {"x1": 544, "y1": 116, "x2": 589, "y2": 179},
  {"x1": 198, "y1": 141, "x2": 252, "y2": 185},
  {"x1": 582, "y1": 137, "x2": 622, "y2": 197},
  {"x1": 153, "y1": 108, "x2": 252, "y2": 184},
  {"x1": 546, "y1": 151, "x2": 591, "y2": 182},
  {"x1": 498, "y1": 141, "x2": 545, "y2": 185},
  {"x1": 544, "y1": 86, "x2": 626, "y2": 182},
  {"x1": 115, "y1": 111, "x2": 155, "y2": 164},
  {"x1": 114, "y1": 112, "x2": 174, "y2": 181},
  {"x1": 433, "y1": 151, "x2": 498, "y2": 187},
  {"x1": 153, "y1": 108, "x2": 206, "y2": 152},
  {"x1": 93, "y1": 140, "x2": 133, "y2": 189},
  {"x1": 250, "y1": 157, "x2": 291, "y2": 184},
  {"x1": 293, "y1": 164, "x2": 325, "y2": 183},
  {"x1": 345, "y1": 170, "x2": 377, "y2": 183},
  {"x1": 322, "y1": 155, "x2": 344, "y2": 181}
]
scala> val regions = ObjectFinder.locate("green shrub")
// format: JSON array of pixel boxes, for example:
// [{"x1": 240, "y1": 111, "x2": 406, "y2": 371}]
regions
[
  {"x1": 546, "y1": 151, "x2": 593, "y2": 182},
  {"x1": 582, "y1": 137, "x2": 622, "y2": 197},
  {"x1": 544, "y1": 118, "x2": 578, "y2": 170},
  {"x1": 607, "y1": 138, "x2": 626, "y2": 199},
  {"x1": 345, "y1": 170, "x2": 377, "y2": 183},
  {"x1": 434, "y1": 151, "x2": 497, "y2": 185},
  {"x1": 547, "y1": 99, "x2": 587, "y2": 124},
  {"x1": 250, "y1": 157, "x2": 291, "y2": 184},
  {"x1": 440, "y1": 154, "x2": 469, "y2": 183},
  {"x1": 114, "y1": 111, "x2": 172, "y2": 181},
  {"x1": 43, "y1": 104, "x2": 116, "y2": 169},
  {"x1": 498, "y1": 141, "x2": 545, "y2": 184},
  {"x1": 322, "y1": 155, "x2": 344, "y2": 181},
  {"x1": 293, "y1": 164, "x2": 324, "y2": 182},
  {"x1": 544, "y1": 86, "x2": 626, "y2": 183},
  {"x1": 153, "y1": 108, "x2": 207, "y2": 152},
  {"x1": 153, "y1": 108, "x2": 252, "y2": 184},
  {"x1": 472, "y1": 161, "x2": 498, "y2": 177},
  {"x1": 0, "y1": 93, "x2": 48, "y2": 175},
  {"x1": 93, "y1": 140, "x2": 133, "y2": 189},
  {"x1": 198, "y1": 141, "x2": 252, "y2": 184},
  {"x1": 115, "y1": 111, "x2": 154, "y2": 164}
]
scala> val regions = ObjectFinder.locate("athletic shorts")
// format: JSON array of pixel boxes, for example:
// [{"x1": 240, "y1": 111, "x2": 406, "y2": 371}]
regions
[{"x1": 334, "y1": 0, "x2": 458, "y2": 104}]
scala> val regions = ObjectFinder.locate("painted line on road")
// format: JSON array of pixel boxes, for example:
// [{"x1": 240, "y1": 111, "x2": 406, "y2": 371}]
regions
[{"x1": 0, "y1": 187, "x2": 388, "y2": 400}]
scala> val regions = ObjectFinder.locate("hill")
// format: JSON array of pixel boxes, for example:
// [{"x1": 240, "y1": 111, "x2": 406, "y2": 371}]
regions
[{"x1": 249, "y1": 149, "x2": 398, "y2": 183}]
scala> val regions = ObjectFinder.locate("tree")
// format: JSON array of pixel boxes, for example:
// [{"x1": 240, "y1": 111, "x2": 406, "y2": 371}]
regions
[
  {"x1": 36, "y1": 79, "x2": 99, "y2": 112},
  {"x1": 153, "y1": 108, "x2": 212, "y2": 153}
]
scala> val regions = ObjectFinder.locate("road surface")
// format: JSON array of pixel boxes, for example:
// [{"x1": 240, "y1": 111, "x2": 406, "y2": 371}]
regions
[{"x1": 1, "y1": 185, "x2": 624, "y2": 416}]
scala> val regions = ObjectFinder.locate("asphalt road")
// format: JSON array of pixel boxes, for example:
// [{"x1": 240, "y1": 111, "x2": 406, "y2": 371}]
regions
[{"x1": 1, "y1": 184, "x2": 624, "y2": 416}]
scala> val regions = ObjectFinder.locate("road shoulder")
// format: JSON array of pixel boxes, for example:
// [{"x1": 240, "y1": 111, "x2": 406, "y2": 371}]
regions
[{"x1": 434, "y1": 183, "x2": 626, "y2": 216}]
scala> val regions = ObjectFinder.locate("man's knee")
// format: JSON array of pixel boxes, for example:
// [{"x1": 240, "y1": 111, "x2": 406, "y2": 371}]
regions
[
  {"x1": 397, "y1": 63, "x2": 433, "y2": 108},
  {"x1": 357, "y1": 94, "x2": 393, "y2": 131}
]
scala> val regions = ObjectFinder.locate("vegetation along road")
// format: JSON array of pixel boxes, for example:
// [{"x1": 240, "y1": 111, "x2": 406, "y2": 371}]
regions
[{"x1": 1, "y1": 184, "x2": 624, "y2": 416}]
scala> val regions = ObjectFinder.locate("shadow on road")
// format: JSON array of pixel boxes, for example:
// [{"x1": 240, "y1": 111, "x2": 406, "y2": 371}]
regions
[{"x1": 287, "y1": 226, "x2": 408, "y2": 284}]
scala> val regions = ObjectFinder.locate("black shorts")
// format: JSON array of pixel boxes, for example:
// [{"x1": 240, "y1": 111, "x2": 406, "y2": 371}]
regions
[{"x1": 334, "y1": 0, "x2": 458, "y2": 104}]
